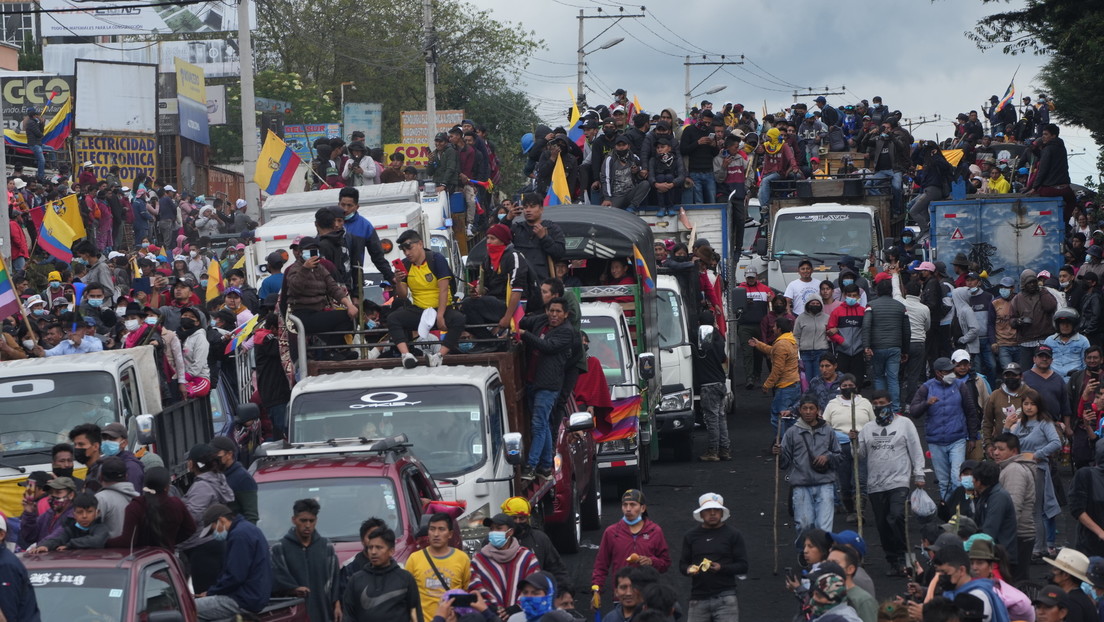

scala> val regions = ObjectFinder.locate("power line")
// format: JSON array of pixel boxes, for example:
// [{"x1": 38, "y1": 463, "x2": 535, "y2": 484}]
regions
[
  {"x1": 2, "y1": 0, "x2": 213, "y2": 14},
  {"x1": 647, "y1": 13, "x2": 715, "y2": 56},
  {"x1": 719, "y1": 67, "x2": 794, "y2": 94}
]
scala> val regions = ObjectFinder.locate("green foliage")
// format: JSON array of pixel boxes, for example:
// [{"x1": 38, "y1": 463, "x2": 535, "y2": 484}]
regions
[
  {"x1": 18, "y1": 32, "x2": 41, "y2": 71},
  {"x1": 966, "y1": 0, "x2": 1104, "y2": 180}
]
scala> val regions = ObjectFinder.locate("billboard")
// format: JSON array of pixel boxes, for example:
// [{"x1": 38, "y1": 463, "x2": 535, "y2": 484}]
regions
[
  {"x1": 256, "y1": 97, "x2": 291, "y2": 113},
  {"x1": 44, "y1": 40, "x2": 240, "y2": 79},
  {"x1": 384, "y1": 143, "x2": 432, "y2": 168},
  {"x1": 175, "y1": 58, "x2": 209, "y2": 145},
  {"x1": 1, "y1": 75, "x2": 74, "y2": 132},
  {"x1": 283, "y1": 123, "x2": 341, "y2": 162},
  {"x1": 343, "y1": 103, "x2": 382, "y2": 147},
  {"x1": 206, "y1": 85, "x2": 227, "y2": 126},
  {"x1": 74, "y1": 135, "x2": 158, "y2": 187},
  {"x1": 75, "y1": 60, "x2": 158, "y2": 134},
  {"x1": 400, "y1": 109, "x2": 464, "y2": 143},
  {"x1": 37, "y1": 0, "x2": 256, "y2": 37}
]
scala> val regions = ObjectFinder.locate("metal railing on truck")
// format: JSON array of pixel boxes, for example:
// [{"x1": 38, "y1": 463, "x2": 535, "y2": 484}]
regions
[{"x1": 154, "y1": 397, "x2": 214, "y2": 478}]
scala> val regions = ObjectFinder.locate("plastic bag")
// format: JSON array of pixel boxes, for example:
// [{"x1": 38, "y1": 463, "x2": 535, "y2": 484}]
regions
[{"x1": 910, "y1": 487, "x2": 937, "y2": 518}]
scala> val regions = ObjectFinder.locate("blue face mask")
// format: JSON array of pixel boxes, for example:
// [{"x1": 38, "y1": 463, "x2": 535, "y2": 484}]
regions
[
  {"x1": 969, "y1": 287, "x2": 980, "y2": 295},
  {"x1": 488, "y1": 531, "x2": 508, "y2": 548},
  {"x1": 519, "y1": 595, "x2": 554, "y2": 619},
  {"x1": 141, "y1": 243, "x2": 150, "y2": 249},
  {"x1": 845, "y1": 297, "x2": 859, "y2": 306},
  {"x1": 366, "y1": 319, "x2": 378, "y2": 330},
  {"x1": 213, "y1": 526, "x2": 228, "y2": 541},
  {"x1": 497, "y1": 213, "x2": 507, "y2": 221},
  {"x1": 842, "y1": 279, "x2": 855, "y2": 287},
  {"x1": 144, "y1": 317, "x2": 158, "y2": 326},
  {"x1": 458, "y1": 341, "x2": 475, "y2": 353},
  {"x1": 49, "y1": 281, "x2": 60, "y2": 288},
  {"x1": 961, "y1": 475, "x2": 975, "y2": 491},
  {"x1": 209, "y1": 319, "x2": 218, "y2": 328},
  {"x1": 87, "y1": 298, "x2": 104, "y2": 308},
  {"x1": 73, "y1": 521, "x2": 91, "y2": 531},
  {"x1": 200, "y1": 280, "x2": 208, "y2": 288},
  {"x1": 73, "y1": 258, "x2": 87, "y2": 266},
  {"x1": 622, "y1": 515, "x2": 643, "y2": 526},
  {"x1": 100, "y1": 440, "x2": 120, "y2": 457},
  {"x1": 902, "y1": 236, "x2": 913, "y2": 244},
  {"x1": 32, "y1": 309, "x2": 46, "y2": 316},
  {"x1": 999, "y1": 288, "x2": 1013, "y2": 298}
]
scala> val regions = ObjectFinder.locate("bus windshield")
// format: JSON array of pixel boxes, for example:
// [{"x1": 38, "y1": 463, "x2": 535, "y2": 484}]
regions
[
  {"x1": 771, "y1": 212, "x2": 874, "y2": 262},
  {"x1": 291, "y1": 385, "x2": 486, "y2": 477},
  {"x1": 0, "y1": 372, "x2": 118, "y2": 452}
]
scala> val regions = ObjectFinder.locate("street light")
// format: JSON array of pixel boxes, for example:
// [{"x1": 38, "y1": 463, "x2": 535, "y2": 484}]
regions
[
  {"x1": 577, "y1": 36, "x2": 624, "y2": 99},
  {"x1": 340, "y1": 81, "x2": 356, "y2": 110},
  {"x1": 685, "y1": 84, "x2": 726, "y2": 113}
]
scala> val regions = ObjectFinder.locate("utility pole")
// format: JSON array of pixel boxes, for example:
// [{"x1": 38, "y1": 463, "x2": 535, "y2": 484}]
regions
[
  {"x1": 791, "y1": 87, "x2": 846, "y2": 104},
  {"x1": 684, "y1": 55, "x2": 743, "y2": 116},
  {"x1": 903, "y1": 114, "x2": 942, "y2": 135},
  {"x1": 423, "y1": 0, "x2": 437, "y2": 145},
  {"x1": 238, "y1": 0, "x2": 260, "y2": 210},
  {"x1": 575, "y1": 7, "x2": 644, "y2": 104}
]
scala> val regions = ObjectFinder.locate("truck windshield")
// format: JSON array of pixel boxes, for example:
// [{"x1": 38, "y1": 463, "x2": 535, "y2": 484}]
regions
[
  {"x1": 771, "y1": 212, "x2": 874, "y2": 261},
  {"x1": 30, "y1": 567, "x2": 127, "y2": 620},
  {"x1": 580, "y1": 315, "x2": 625, "y2": 384},
  {"x1": 291, "y1": 386, "x2": 486, "y2": 476},
  {"x1": 656, "y1": 290, "x2": 685, "y2": 348},
  {"x1": 257, "y1": 477, "x2": 403, "y2": 542},
  {"x1": 0, "y1": 372, "x2": 117, "y2": 451}
]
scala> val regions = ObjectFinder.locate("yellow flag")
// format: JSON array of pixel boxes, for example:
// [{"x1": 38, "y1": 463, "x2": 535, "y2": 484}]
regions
[
  {"x1": 633, "y1": 95, "x2": 642, "y2": 115},
  {"x1": 232, "y1": 253, "x2": 246, "y2": 270},
  {"x1": 206, "y1": 259, "x2": 223, "y2": 301},
  {"x1": 567, "y1": 88, "x2": 580, "y2": 128},
  {"x1": 48, "y1": 194, "x2": 86, "y2": 239}
]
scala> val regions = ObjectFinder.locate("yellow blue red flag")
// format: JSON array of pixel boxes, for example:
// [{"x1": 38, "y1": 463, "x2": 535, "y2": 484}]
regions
[
  {"x1": 255, "y1": 130, "x2": 301, "y2": 195},
  {"x1": 543, "y1": 154, "x2": 571, "y2": 206}
]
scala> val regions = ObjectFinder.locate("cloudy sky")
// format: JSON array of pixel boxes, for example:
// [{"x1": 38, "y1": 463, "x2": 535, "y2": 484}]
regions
[{"x1": 469, "y1": 0, "x2": 1097, "y2": 183}]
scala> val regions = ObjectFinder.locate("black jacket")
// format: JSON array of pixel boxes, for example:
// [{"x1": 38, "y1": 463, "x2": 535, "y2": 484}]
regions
[
  {"x1": 40, "y1": 516, "x2": 110, "y2": 550},
  {"x1": 0, "y1": 547, "x2": 38, "y2": 621},
  {"x1": 517, "y1": 526, "x2": 569, "y2": 589},
  {"x1": 520, "y1": 314, "x2": 576, "y2": 392},
  {"x1": 341, "y1": 558, "x2": 421, "y2": 622},
  {"x1": 1032, "y1": 137, "x2": 1071, "y2": 189},
  {"x1": 623, "y1": 127, "x2": 647, "y2": 158},
  {"x1": 1071, "y1": 463, "x2": 1104, "y2": 557},
  {"x1": 25, "y1": 117, "x2": 43, "y2": 146},
  {"x1": 1080, "y1": 289, "x2": 1103, "y2": 338},
  {"x1": 679, "y1": 122, "x2": 719, "y2": 173},
  {"x1": 318, "y1": 229, "x2": 352, "y2": 288},
  {"x1": 510, "y1": 218, "x2": 565, "y2": 282},
  {"x1": 590, "y1": 133, "x2": 618, "y2": 183},
  {"x1": 272, "y1": 529, "x2": 341, "y2": 622},
  {"x1": 975, "y1": 483, "x2": 1019, "y2": 565},
  {"x1": 862, "y1": 295, "x2": 911, "y2": 351},
  {"x1": 678, "y1": 524, "x2": 749, "y2": 599}
]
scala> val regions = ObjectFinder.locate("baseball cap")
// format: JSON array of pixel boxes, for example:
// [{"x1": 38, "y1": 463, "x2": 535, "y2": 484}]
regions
[
  {"x1": 434, "y1": 132, "x2": 449, "y2": 142},
  {"x1": 100, "y1": 456, "x2": 127, "y2": 481},
  {"x1": 518, "y1": 570, "x2": 556, "y2": 596},
  {"x1": 224, "y1": 287, "x2": 242, "y2": 297},
  {"x1": 828, "y1": 530, "x2": 867, "y2": 559},
  {"x1": 999, "y1": 276, "x2": 1016, "y2": 288},
  {"x1": 951, "y1": 349, "x2": 971, "y2": 363},
  {"x1": 1089, "y1": 245, "x2": 1103, "y2": 258},
  {"x1": 932, "y1": 539, "x2": 969, "y2": 566},
  {"x1": 960, "y1": 460, "x2": 980, "y2": 474},
  {"x1": 873, "y1": 272, "x2": 892, "y2": 284},
  {"x1": 46, "y1": 476, "x2": 77, "y2": 491},
  {"x1": 933, "y1": 357, "x2": 954, "y2": 372},
  {"x1": 614, "y1": 134, "x2": 630, "y2": 144},
  {"x1": 1033, "y1": 585, "x2": 1069, "y2": 608},
  {"x1": 814, "y1": 96, "x2": 827, "y2": 103},
  {"x1": 1035, "y1": 344, "x2": 1054, "y2": 357},
  {"x1": 965, "y1": 271, "x2": 980, "y2": 280},
  {"x1": 235, "y1": 199, "x2": 247, "y2": 209},
  {"x1": 1038, "y1": 269, "x2": 1052, "y2": 279},
  {"x1": 917, "y1": 261, "x2": 936, "y2": 272},
  {"x1": 482, "y1": 513, "x2": 516, "y2": 529},
  {"x1": 19, "y1": 471, "x2": 52, "y2": 488},
  {"x1": 209, "y1": 436, "x2": 238, "y2": 454},
  {"x1": 1002, "y1": 362, "x2": 1023, "y2": 375},
  {"x1": 163, "y1": 185, "x2": 176, "y2": 192},
  {"x1": 101, "y1": 422, "x2": 127, "y2": 440},
  {"x1": 187, "y1": 443, "x2": 217, "y2": 467},
  {"x1": 622, "y1": 489, "x2": 646, "y2": 505},
  {"x1": 199, "y1": 503, "x2": 233, "y2": 536}
]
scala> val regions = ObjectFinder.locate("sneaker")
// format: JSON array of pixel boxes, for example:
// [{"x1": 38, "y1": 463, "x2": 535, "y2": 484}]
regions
[
  {"x1": 401, "y1": 353, "x2": 417, "y2": 369},
  {"x1": 625, "y1": 207, "x2": 637, "y2": 214},
  {"x1": 845, "y1": 513, "x2": 858, "y2": 524},
  {"x1": 427, "y1": 352, "x2": 443, "y2": 367},
  {"x1": 718, "y1": 450, "x2": 732, "y2": 461},
  {"x1": 520, "y1": 466, "x2": 537, "y2": 481},
  {"x1": 699, "y1": 452, "x2": 719, "y2": 462},
  {"x1": 537, "y1": 467, "x2": 554, "y2": 481},
  {"x1": 656, "y1": 208, "x2": 667, "y2": 217}
]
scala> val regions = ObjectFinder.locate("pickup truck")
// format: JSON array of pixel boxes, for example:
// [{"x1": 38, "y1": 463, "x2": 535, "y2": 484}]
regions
[
  {"x1": 22, "y1": 547, "x2": 307, "y2": 621},
  {"x1": 253, "y1": 435, "x2": 462, "y2": 566}
]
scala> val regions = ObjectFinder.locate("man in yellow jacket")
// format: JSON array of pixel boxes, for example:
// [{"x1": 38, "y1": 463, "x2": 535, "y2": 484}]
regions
[{"x1": 750, "y1": 316, "x2": 802, "y2": 441}]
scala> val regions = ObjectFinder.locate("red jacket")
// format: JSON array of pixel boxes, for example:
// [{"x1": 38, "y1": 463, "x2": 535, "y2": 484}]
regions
[
  {"x1": 9, "y1": 221, "x2": 27, "y2": 259},
  {"x1": 591, "y1": 519, "x2": 671, "y2": 591}
]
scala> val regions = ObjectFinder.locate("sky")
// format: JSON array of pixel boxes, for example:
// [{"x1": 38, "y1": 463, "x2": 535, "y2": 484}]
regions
[{"x1": 468, "y1": 0, "x2": 1098, "y2": 184}]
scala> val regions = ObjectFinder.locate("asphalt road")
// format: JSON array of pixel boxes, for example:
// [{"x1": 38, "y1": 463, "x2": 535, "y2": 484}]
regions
[{"x1": 560, "y1": 383, "x2": 1078, "y2": 621}]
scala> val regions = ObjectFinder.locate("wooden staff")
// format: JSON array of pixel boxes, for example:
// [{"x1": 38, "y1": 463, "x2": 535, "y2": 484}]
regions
[
  {"x1": 851, "y1": 399, "x2": 863, "y2": 536},
  {"x1": 773, "y1": 415, "x2": 784, "y2": 575}
]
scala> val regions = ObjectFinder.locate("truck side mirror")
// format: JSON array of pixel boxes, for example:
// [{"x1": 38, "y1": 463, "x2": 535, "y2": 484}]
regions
[
  {"x1": 234, "y1": 403, "x2": 261, "y2": 425},
  {"x1": 134, "y1": 414, "x2": 155, "y2": 445},
  {"x1": 754, "y1": 238, "x2": 767, "y2": 256},
  {"x1": 503, "y1": 433, "x2": 524, "y2": 466},
  {"x1": 566, "y1": 412, "x2": 595, "y2": 433},
  {"x1": 638, "y1": 352, "x2": 656, "y2": 381}
]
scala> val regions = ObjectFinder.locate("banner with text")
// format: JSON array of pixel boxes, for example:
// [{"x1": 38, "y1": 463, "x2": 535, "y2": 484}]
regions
[
  {"x1": 400, "y1": 110, "x2": 464, "y2": 143},
  {"x1": 283, "y1": 123, "x2": 342, "y2": 162},
  {"x1": 384, "y1": 143, "x2": 432, "y2": 168},
  {"x1": 1, "y1": 76, "x2": 74, "y2": 132},
  {"x1": 175, "y1": 58, "x2": 209, "y2": 145},
  {"x1": 74, "y1": 135, "x2": 158, "y2": 187}
]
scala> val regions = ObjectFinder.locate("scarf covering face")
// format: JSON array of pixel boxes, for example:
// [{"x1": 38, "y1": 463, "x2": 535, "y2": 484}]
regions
[{"x1": 764, "y1": 127, "x2": 783, "y2": 155}]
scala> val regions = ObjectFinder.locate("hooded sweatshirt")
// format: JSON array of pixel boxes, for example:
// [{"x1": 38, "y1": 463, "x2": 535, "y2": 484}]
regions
[
  {"x1": 470, "y1": 539, "x2": 540, "y2": 611},
  {"x1": 1010, "y1": 270, "x2": 1058, "y2": 344},
  {"x1": 271, "y1": 528, "x2": 341, "y2": 622},
  {"x1": 591, "y1": 519, "x2": 671, "y2": 592},
  {"x1": 794, "y1": 306, "x2": 830, "y2": 351},
  {"x1": 779, "y1": 417, "x2": 841, "y2": 487},
  {"x1": 342, "y1": 557, "x2": 421, "y2": 622},
  {"x1": 950, "y1": 287, "x2": 983, "y2": 354},
  {"x1": 94, "y1": 481, "x2": 140, "y2": 538},
  {"x1": 180, "y1": 470, "x2": 235, "y2": 550},
  {"x1": 997, "y1": 453, "x2": 1036, "y2": 538},
  {"x1": 754, "y1": 331, "x2": 800, "y2": 389}
]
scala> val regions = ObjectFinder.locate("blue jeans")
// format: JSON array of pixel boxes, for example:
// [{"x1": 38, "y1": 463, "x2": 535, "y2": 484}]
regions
[
  {"x1": 689, "y1": 171, "x2": 716, "y2": 204},
  {"x1": 800, "y1": 349, "x2": 827, "y2": 387},
  {"x1": 758, "y1": 172, "x2": 781, "y2": 209},
  {"x1": 974, "y1": 339, "x2": 997, "y2": 385},
  {"x1": 31, "y1": 145, "x2": 45, "y2": 180},
  {"x1": 793, "y1": 483, "x2": 835, "y2": 546},
  {"x1": 866, "y1": 169, "x2": 903, "y2": 214},
  {"x1": 688, "y1": 593, "x2": 740, "y2": 622},
  {"x1": 527, "y1": 387, "x2": 557, "y2": 469},
  {"x1": 267, "y1": 402, "x2": 288, "y2": 441},
  {"x1": 770, "y1": 384, "x2": 801, "y2": 440},
  {"x1": 929, "y1": 438, "x2": 966, "y2": 500},
  {"x1": 871, "y1": 347, "x2": 902, "y2": 411},
  {"x1": 998, "y1": 346, "x2": 1019, "y2": 370}
]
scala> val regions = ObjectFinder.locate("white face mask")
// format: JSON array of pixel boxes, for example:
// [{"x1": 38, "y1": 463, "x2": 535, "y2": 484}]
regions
[{"x1": 124, "y1": 319, "x2": 140, "y2": 331}]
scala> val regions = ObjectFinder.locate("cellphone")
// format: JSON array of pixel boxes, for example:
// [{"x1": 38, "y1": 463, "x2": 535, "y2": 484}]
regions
[
  {"x1": 391, "y1": 258, "x2": 406, "y2": 274},
  {"x1": 301, "y1": 250, "x2": 314, "y2": 260},
  {"x1": 449, "y1": 594, "x2": 476, "y2": 607}
]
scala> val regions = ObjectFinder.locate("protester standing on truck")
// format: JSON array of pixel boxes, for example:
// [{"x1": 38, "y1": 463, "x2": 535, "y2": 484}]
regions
[
  {"x1": 462, "y1": 222, "x2": 530, "y2": 338},
  {"x1": 195, "y1": 503, "x2": 273, "y2": 622},
  {"x1": 271, "y1": 498, "x2": 341, "y2": 622},
  {"x1": 338, "y1": 186, "x2": 396, "y2": 288},
  {"x1": 512, "y1": 194, "x2": 566, "y2": 293},
  {"x1": 388, "y1": 229, "x2": 468, "y2": 368},
  {"x1": 282, "y1": 236, "x2": 359, "y2": 353},
  {"x1": 518, "y1": 296, "x2": 575, "y2": 482}
]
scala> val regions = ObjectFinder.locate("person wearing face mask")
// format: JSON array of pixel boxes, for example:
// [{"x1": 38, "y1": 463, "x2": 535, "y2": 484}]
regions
[
  {"x1": 73, "y1": 239, "x2": 118, "y2": 301},
  {"x1": 968, "y1": 461, "x2": 1018, "y2": 586},
  {"x1": 910, "y1": 358, "x2": 976, "y2": 501},
  {"x1": 194, "y1": 504, "x2": 273, "y2": 622},
  {"x1": 49, "y1": 443, "x2": 83, "y2": 491},
  {"x1": 823, "y1": 374, "x2": 874, "y2": 521},
  {"x1": 591, "y1": 489, "x2": 670, "y2": 603},
  {"x1": 930, "y1": 541, "x2": 1012, "y2": 622},
  {"x1": 77, "y1": 282, "x2": 110, "y2": 318},
  {"x1": 992, "y1": 277, "x2": 1021, "y2": 370},
  {"x1": 981, "y1": 363, "x2": 1028, "y2": 454},
  {"x1": 40, "y1": 270, "x2": 66, "y2": 310},
  {"x1": 470, "y1": 513, "x2": 540, "y2": 616},
  {"x1": 854, "y1": 390, "x2": 925, "y2": 576},
  {"x1": 957, "y1": 272, "x2": 998, "y2": 385},
  {"x1": 1044, "y1": 308, "x2": 1090, "y2": 378},
  {"x1": 252, "y1": 310, "x2": 292, "y2": 440},
  {"x1": 1042, "y1": 549, "x2": 1098, "y2": 622},
  {"x1": 827, "y1": 282, "x2": 868, "y2": 386},
  {"x1": 599, "y1": 135, "x2": 649, "y2": 213},
  {"x1": 462, "y1": 223, "x2": 531, "y2": 339},
  {"x1": 864, "y1": 274, "x2": 911, "y2": 412},
  {"x1": 175, "y1": 306, "x2": 211, "y2": 399},
  {"x1": 98, "y1": 422, "x2": 145, "y2": 490},
  {"x1": 1011, "y1": 269, "x2": 1059, "y2": 368},
  {"x1": 499, "y1": 498, "x2": 569, "y2": 592},
  {"x1": 795, "y1": 297, "x2": 831, "y2": 385},
  {"x1": 19, "y1": 476, "x2": 78, "y2": 549}
]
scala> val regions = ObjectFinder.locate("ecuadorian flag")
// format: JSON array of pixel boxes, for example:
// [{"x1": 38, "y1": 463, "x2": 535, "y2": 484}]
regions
[
  {"x1": 255, "y1": 130, "x2": 301, "y2": 195},
  {"x1": 4, "y1": 97, "x2": 72, "y2": 152},
  {"x1": 632, "y1": 244, "x2": 654, "y2": 293},
  {"x1": 543, "y1": 153, "x2": 571, "y2": 206},
  {"x1": 39, "y1": 203, "x2": 77, "y2": 263}
]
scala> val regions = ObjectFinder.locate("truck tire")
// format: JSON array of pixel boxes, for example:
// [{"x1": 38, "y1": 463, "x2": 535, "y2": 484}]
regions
[
  {"x1": 581, "y1": 464, "x2": 602, "y2": 531},
  {"x1": 548, "y1": 481, "x2": 581, "y2": 554}
]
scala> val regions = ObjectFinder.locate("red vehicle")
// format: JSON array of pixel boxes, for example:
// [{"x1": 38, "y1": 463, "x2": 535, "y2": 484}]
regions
[
  {"x1": 253, "y1": 437, "x2": 462, "y2": 565},
  {"x1": 21, "y1": 547, "x2": 307, "y2": 621}
]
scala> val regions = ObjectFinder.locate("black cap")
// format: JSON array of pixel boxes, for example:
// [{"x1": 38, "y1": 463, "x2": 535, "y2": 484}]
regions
[
  {"x1": 482, "y1": 513, "x2": 516, "y2": 529},
  {"x1": 1035, "y1": 344, "x2": 1054, "y2": 356},
  {"x1": 612, "y1": 88, "x2": 627, "y2": 96},
  {"x1": 434, "y1": 132, "x2": 449, "y2": 142},
  {"x1": 1033, "y1": 584, "x2": 1069, "y2": 608},
  {"x1": 614, "y1": 134, "x2": 630, "y2": 144},
  {"x1": 209, "y1": 436, "x2": 238, "y2": 454},
  {"x1": 201, "y1": 503, "x2": 233, "y2": 527},
  {"x1": 519, "y1": 570, "x2": 557, "y2": 596},
  {"x1": 19, "y1": 471, "x2": 51, "y2": 488},
  {"x1": 699, "y1": 109, "x2": 714, "y2": 119},
  {"x1": 960, "y1": 459, "x2": 980, "y2": 474},
  {"x1": 100, "y1": 456, "x2": 127, "y2": 482},
  {"x1": 297, "y1": 236, "x2": 320, "y2": 249},
  {"x1": 931, "y1": 539, "x2": 969, "y2": 566},
  {"x1": 187, "y1": 443, "x2": 217, "y2": 466},
  {"x1": 1002, "y1": 362, "x2": 1023, "y2": 374}
]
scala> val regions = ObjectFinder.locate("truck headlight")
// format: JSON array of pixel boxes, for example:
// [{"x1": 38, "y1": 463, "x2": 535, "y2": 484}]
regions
[
  {"x1": 597, "y1": 437, "x2": 638, "y2": 455},
  {"x1": 657, "y1": 389, "x2": 692, "y2": 413}
]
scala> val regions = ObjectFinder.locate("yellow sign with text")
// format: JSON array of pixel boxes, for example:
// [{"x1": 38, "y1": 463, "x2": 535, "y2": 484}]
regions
[
  {"x1": 385, "y1": 143, "x2": 432, "y2": 168},
  {"x1": 174, "y1": 57, "x2": 206, "y2": 103}
]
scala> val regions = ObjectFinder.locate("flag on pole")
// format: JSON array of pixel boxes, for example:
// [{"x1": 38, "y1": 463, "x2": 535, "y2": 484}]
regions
[
  {"x1": 39, "y1": 204, "x2": 78, "y2": 263},
  {"x1": 632, "y1": 95, "x2": 642, "y2": 116},
  {"x1": 130, "y1": 257, "x2": 142, "y2": 279},
  {"x1": 232, "y1": 253, "x2": 246, "y2": 270},
  {"x1": 543, "y1": 154, "x2": 571, "y2": 206},
  {"x1": 996, "y1": 80, "x2": 1015, "y2": 112},
  {"x1": 255, "y1": 130, "x2": 301, "y2": 195},
  {"x1": 4, "y1": 97, "x2": 73, "y2": 152},
  {"x1": 29, "y1": 194, "x2": 86, "y2": 240},
  {"x1": 593, "y1": 396, "x2": 642, "y2": 442},
  {"x1": 567, "y1": 89, "x2": 584, "y2": 144},
  {"x1": 225, "y1": 314, "x2": 259, "y2": 354},
  {"x1": 632, "y1": 244, "x2": 654, "y2": 293},
  {"x1": 0, "y1": 255, "x2": 19, "y2": 320},
  {"x1": 206, "y1": 259, "x2": 223, "y2": 301},
  {"x1": 159, "y1": 245, "x2": 170, "y2": 263}
]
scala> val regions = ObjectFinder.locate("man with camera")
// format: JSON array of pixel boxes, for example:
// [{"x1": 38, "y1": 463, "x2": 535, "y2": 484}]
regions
[{"x1": 342, "y1": 141, "x2": 378, "y2": 186}]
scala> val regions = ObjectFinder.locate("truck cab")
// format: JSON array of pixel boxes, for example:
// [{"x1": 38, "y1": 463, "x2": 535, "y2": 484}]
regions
[
  {"x1": 765, "y1": 204, "x2": 883, "y2": 290},
  {"x1": 253, "y1": 437, "x2": 459, "y2": 565}
]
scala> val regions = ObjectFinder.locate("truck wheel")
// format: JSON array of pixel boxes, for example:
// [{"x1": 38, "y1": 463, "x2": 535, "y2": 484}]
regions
[
  {"x1": 548, "y1": 481, "x2": 581, "y2": 554},
  {"x1": 581, "y1": 464, "x2": 602, "y2": 531},
  {"x1": 672, "y1": 434, "x2": 693, "y2": 462}
]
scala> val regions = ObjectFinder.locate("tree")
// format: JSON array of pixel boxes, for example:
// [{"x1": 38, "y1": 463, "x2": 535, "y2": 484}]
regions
[{"x1": 965, "y1": 0, "x2": 1104, "y2": 179}]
